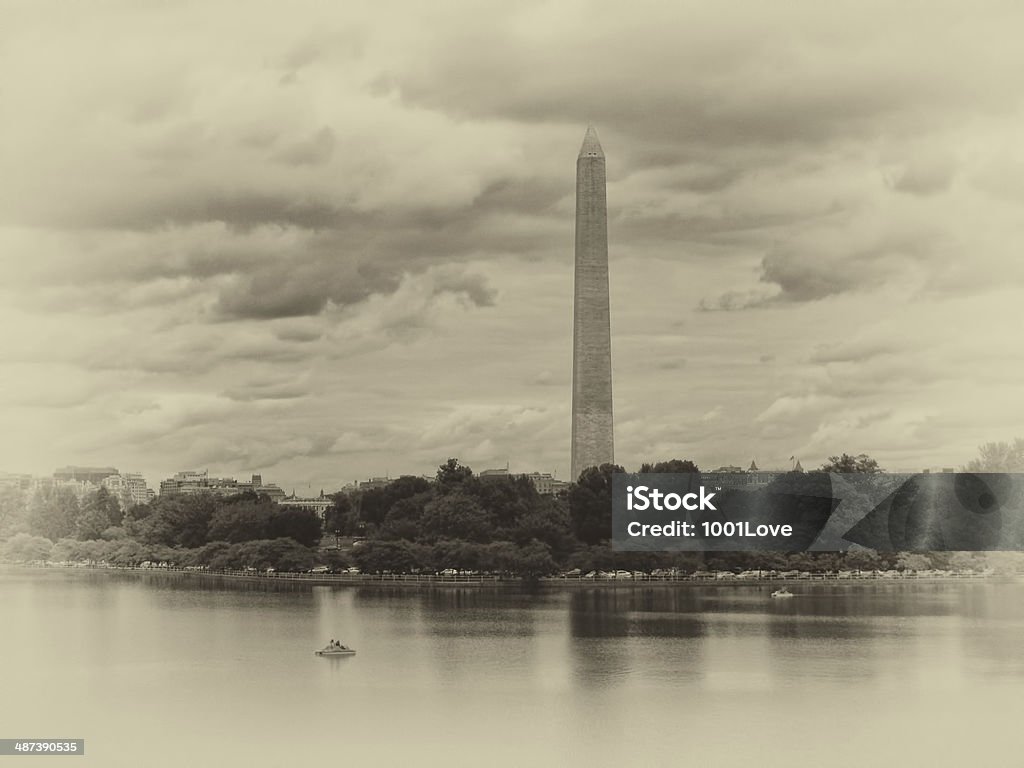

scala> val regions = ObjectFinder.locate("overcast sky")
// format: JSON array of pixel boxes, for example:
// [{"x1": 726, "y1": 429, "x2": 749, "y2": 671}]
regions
[{"x1": 3, "y1": 0, "x2": 1024, "y2": 492}]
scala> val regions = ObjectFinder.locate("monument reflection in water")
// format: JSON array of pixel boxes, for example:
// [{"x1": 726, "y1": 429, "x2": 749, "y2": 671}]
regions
[{"x1": 1, "y1": 570, "x2": 1023, "y2": 767}]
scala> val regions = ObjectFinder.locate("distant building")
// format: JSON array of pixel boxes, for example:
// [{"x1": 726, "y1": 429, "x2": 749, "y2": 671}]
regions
[
  {"x1": 279, "y1": 492, "x2": 332, "y2": 520},
  {"x1": 54, "y1": 466, "x2": 119, "y2": 484},
  {"x1": 0, "y1": 472, "x2": 34, "y2": 492},
  {"x1": 519, "y1": 472, "x2": 570, "y2": 496},
  {"x1": 702, "y1": 461, "x2": 784, "y2": 490},
  {"x1": 254, "y1": 483, "x2": 286, "y2": 502},
  {"x1": 101, "y1": 472, "x2": 154, "y2": 509},
  {"x1": 159, "y1": 470, "x2": 281, "y2": 499},
  {"x1": 358, "y1": 477, "x2": 391, "y2": 492},
  {"x1": 479, "y1": 468, "x2": 510, "y2": 481},
  {"x1": 44, "y1": 477, "x2": 99, "y2": 500}
]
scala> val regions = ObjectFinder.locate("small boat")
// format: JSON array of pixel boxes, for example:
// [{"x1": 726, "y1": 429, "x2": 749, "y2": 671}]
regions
[
  {"x1": 771, "y1": 588, "x2": 794, "y2": 599},
  {"x1": 316, "y1": 643, "x2": 356, "y2": 656}
]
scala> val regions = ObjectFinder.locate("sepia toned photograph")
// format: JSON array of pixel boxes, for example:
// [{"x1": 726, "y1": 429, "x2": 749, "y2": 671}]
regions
[{"x1": 2, "y1": 1, "x2": 1024, "y2": 766}]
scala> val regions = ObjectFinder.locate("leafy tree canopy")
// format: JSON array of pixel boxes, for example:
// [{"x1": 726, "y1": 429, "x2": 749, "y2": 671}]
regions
[{"x1": 819, "y1": 453, "x2": 883, "y2": 474}]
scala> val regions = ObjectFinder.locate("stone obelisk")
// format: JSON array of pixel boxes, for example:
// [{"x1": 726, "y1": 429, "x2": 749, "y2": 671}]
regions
[{"x1": 571, "y1": 126, "x2": 614, "y2": 481}]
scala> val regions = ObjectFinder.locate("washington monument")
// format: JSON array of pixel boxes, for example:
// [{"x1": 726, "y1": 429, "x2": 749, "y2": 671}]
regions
[{"x1": 571, "y1": 126, "x2": 614, "y2": 481}]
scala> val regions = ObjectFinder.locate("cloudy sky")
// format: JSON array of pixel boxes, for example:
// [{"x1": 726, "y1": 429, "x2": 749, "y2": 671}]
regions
[{"x1": 3, "y1": 0, "x2": 1024, "y2": 492}]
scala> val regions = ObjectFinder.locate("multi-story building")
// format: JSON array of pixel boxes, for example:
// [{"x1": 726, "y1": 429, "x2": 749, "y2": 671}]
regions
[
  {"x1": 159, "y1": 470, "x2": 284, "y2": 500},
  {"x1": 479, "y1": 468, "x2": 509, "y2": 481},
  {"x1": 519, "y1": 472, "x2": 570, "y2": 496},
  {"x1": 158, "y1": 470, "x2": 246, "y2": 498},
  {"x1": 701, "y1": 461, "x2": 787, "y2": 490},
  {"x1": 53, "y1": 466, "x2": 119, "y2": 485},
  {"x1": 358, "y1": 477, "x2": 392, "y2": 492},
  {"x1": 101, "y1": 472, "x2": 155, "y2": 509},
  {"x1": 254, "y1": 483, "x2": 286, "y2": 502},
  {"x1": 279, "y1": 492, "x2": 333, "y2": 520},
  {"x1": 0, "y1": 472, "x2": 34, "y2": 492}
]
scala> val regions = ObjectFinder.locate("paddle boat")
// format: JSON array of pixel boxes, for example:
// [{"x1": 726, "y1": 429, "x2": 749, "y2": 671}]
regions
[
  {"x1": 316, "y1": 641, "x2": 356, "y2": 656},
  {"x1": 771, "y1": 588, "x2": 794, "y2": 599}
]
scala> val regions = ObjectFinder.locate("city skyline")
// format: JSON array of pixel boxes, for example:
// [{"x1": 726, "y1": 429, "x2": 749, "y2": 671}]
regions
[{"x1": 4, "y1": 2, "x2": 1024, "y2": 492}]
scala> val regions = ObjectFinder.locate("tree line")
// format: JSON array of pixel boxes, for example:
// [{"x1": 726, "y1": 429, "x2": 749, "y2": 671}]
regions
[
  {"x1": 2, "y1": 444, "x2": 1023, "y2": 576},
  {"x1": 1, "y1": 485, "x2": 323, "y2": 571}
]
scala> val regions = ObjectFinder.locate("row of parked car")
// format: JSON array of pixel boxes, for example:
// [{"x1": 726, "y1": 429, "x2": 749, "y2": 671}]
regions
[{"x1": 554, "y1": 568, "x2": 997, "y2": 580}]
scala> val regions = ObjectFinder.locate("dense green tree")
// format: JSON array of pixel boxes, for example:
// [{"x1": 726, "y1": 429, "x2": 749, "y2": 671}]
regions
[
  {"x1": 508, "y1": 540, "x2": 557, "y2": 579},
  {"x1": 844, "y1": 547, "x2": 882, "y2": 572},
  {"x1": 0, "y1": 489, "x2": 28, "y2": 539},
  {"x1": 222, "y1": 538, "x2": 316, "y2": 571},
  {"x1": 207, "y1": 500, "x2": 273, "y2": 543},
  {"x1": 480, "y1": 541, "x2": 520, "y2": 575},
  {"x1": 512, "y1": 504, "x2": 575, "y2": 560},
  {"x1": 108, "y1": 539, "x2": 151, "y2": 566},
  {"x1": 436, "y1": 458, "x2": 473, "y2": 491},
  {"x1": 428, "y1": 538, "x2": 485, "y2": 571},
  {"x1": 323, "y1": 549, "x2": 352, "y2": 571},
  {"x1": 190, "y1": 541, "x2": 232, "y2": 567},
  {"x1": 964, "y1": 439, "x2": 1024, "y2": 472},
  {"x1": 352, "y1": 540, "x2": 424, "y2": 573},
  {"x1": 325, "y1": 492, "x2": 356, "y2": 535},
  {"x1": 567, "y1": 463, "x2": 623, "y2": 546},
  {"x1": 28, "y1": 485, "x2": 80, "y2": 542},
  {"x1": 267, "y1": 508, "x2": 322, "y2": 548},
  {"x1": 100, "y1": 525, "x2": 127, "y2": 541},
  {"x1": 358, "y1": 475, "x2": 433, "y2": 528},
  {"x1": 380, "y1": 493, "x2": 431, "y2": 540},
  {"x1": 896, "y1": 552, "x2": 932, "y2": 571},
  {"x1": 420, "y1": 492, "x2": 495, "y2": 543},
  {"x1": 639, "y1": 459, "x2": 700, "y2": 474},
  {"x1": 472, "y1": 475, "x2": 539, "y2": 531},
  {"x1": 132, "y1": 494, "x2": 218, "y2": 548},
  {"x1": 819, "y1": 453, "x2": 883, "y2": 474},
  {"x1": 76, "y1": 487, "x2": 123, "y2": 540},
  {"x1": 2, "y1": 532, "x2": 54, "y2": 561}
]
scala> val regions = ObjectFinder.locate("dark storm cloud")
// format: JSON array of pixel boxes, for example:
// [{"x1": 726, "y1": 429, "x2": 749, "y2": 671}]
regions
[
  {"x1": 213, "y1": 249, "x2": 496, "y2": 321},
  {"x1": 701, "y1": 233, "x2": 938, "y2": 310},
  {"x1": 215, "y1": 259, "x2": 395, "y2": 319},
  {"x1": 384, "y1": 10, "x2": 1008, "y2": 164},
  {"x1": 10, "y1": 167, "x2": 562, "y2": 321}
]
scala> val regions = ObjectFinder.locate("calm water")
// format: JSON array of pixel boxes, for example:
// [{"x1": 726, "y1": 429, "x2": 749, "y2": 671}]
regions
[{"x1": 2, "y1": 570, "x2": 1024, "y2": 767}]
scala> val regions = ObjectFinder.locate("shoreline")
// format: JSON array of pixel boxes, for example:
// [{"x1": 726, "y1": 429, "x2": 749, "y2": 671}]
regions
[{"x1": 1, "y1": 561, "x2": 1014, "y2": 590}]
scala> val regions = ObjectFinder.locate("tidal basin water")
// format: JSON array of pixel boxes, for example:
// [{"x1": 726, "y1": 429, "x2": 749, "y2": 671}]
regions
[{"x1": 2, "y1": 571, "x2": 1024, "y2": 767}]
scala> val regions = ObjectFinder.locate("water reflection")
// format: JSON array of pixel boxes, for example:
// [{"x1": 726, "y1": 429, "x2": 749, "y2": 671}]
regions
[{"x1": 4, "y1": 570, "x2": 1024, "y2": 767}]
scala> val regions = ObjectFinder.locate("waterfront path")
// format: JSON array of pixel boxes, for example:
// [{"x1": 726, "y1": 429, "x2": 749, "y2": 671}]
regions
[{"x1": 1, "y1": 561, "x2": 1001, "y2": 588}]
